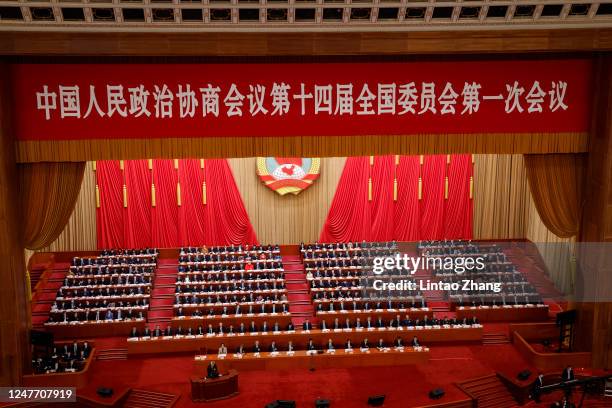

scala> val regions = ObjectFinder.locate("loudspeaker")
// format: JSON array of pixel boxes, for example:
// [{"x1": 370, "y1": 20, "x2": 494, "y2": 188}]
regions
[
  {"x1": 517, "y1": 370, "x2": 532, "y2": 381},
  {"x1": 96, "y1": 387, "x2": 113, "y2": 398},
  {"x1": 315, "y1": 399, "x2": 330, "y2": 408},
  {"x1": 277, "y1": 400, "x2": 296, "y2": 408},
  {"x1": 367, "y1": 395, "x2": 385, "y2": 406},
  {"x1": 429, "y1": 388, "x2": 445, "y2": 400}
]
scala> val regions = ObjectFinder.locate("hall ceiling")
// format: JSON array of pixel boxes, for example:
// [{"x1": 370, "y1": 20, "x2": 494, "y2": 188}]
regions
[{"x1": 0, "y1": 0, "x2": 611, "y2": 31}]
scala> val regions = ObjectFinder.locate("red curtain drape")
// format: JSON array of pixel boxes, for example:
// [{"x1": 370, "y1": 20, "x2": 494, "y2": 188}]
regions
[
  {"x1": 419, "y1": 155, "x2": 446, "y2": 240},
  {"x1": 124, "y1": 160, "x2": 152, "y2": 248},
  {"x1": 151, "y1": 159, "x2": 179, "y2": 248},
  {"x1": 96, "y1": 161, "x2": 124, "y2": 249},
  {"x1": 320, "y1": 155, "x2": 473, "y2": 242},
  {"x1": 96, "y1": 159, "x2": 257, "y2": 248},
  {"x1": 203, "y1": 159, "x2": 259, "y2": 246},
  {"x1": 394, "y1": 156, "x2": 421, "y2": 241},
  {"x1": 370, "y1": 156, "x2": 395, "y2": 242},
  {"x1": 444, "y1": 154, "x2": 473, "y2": 239},
  {"x1": 320, "y1": 157, "x2": 371, "y2": 242},
  {"x1": 177, "y1": 159, "x2": 207, "y2": 246}
]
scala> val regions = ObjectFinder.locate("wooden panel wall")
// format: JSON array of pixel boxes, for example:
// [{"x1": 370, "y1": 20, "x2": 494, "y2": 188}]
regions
[
  {"x1": 0, "y1": 63, "x2": 29, "y2": 386},
  {"x1": 228, "y1": 157, "x2": 346, "y2": 245},
  {"x1": 575, "y1": 55, "x2": 612, "y2": 369},
  {"x1": 16, "y1": 133, "x2": 588, "y2": 163}
]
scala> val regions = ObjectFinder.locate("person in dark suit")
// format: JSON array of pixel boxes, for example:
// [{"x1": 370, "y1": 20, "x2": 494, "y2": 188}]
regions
[
  {"x1": 531, "y1": 373, "x2": 545, "y2": 402},
  {"x1": 206, "y1": 361, "x2": 219, "y2": 379},
  {"x1": 412, "y1": 336, "x2": 420, "y2": 347},
  {"x1": 269, "y1": 341, "x2": 278, "y2": 352},
  {"x1": 82, "y1": 341, "x2": 91, "y2": 358},
  {"x1": 307, "y1": 338, "x2": 317, "y2": 351},
  {"x1": 302, "y1": 319, "x2": 312, "y2": 331},
  {"x1": 129, "y1": 327, "x2": 140, "y2": 338},
  {"x1": 561, "y1": 366, "x2": 574, "y2": 382},
  {"x1": 253, "y1": 341, "x2": 261, "y2": 353},
  {"x1": 249, "y1": 321, "x2": 258, "y2": 333}
]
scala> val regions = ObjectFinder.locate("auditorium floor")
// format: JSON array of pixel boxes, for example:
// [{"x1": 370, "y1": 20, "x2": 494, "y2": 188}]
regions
[{"x1": 80, "y1": 343, "x2": 534, "y2": 407}]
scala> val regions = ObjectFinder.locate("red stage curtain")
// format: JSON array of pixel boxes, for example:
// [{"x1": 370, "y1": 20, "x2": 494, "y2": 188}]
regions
[
  {"x1": 320, "y1": 157, "x2": 371, "y2": 242},
  {"x1": 96, "y1": 159, "x2": 258, "y2": 248},
  {"x1": 394, "y1": 156, "x2": 421, "y2": 241},
  {"x1": 420, "y1": 155, "x2": 446, "y2": 240},
  {"x1": 444, "y1": 154, "x2": 473, "y2": 239},
  {"x1": 178, "y1": 159, "x2": 207, "y2": 246},
  {"x1": 124, "y1": 160, "x2": 153, "y2": 248},
  {"x1": 96, "y1": 161, "x2": 124, "y2": 249},
  {"x1": 151, "y1": 160, "x2": 179, "y2": 248},
  {"x1": 203, "y1": 159, "x2": 258, "y2": 245},
  {"x1": 321, "y1": 155, "x2": 473, "y2": 242},
  {"x1": 370, "y1": 156, "x2": 395, "y2": 242}
]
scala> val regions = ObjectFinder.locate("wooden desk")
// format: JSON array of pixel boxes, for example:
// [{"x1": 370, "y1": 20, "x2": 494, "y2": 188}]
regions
[
  {"x1": 127, "y1": 326, "x2": 483, "y2": 355},
  {"x1": 171, "y1": 314, "x2": 292, "y2": 330},
  {"x1": 455, "y1": 305, "x2": 549, "y2": 322},
  {"x1": 45, "y1": 320, "x2": 145, "y2": 339},
  {"x1": 190, "y1": 370, "x2": 239, "y2": 402},
  {"x1": 316, "y1": 309, "x2": 428, "y2": 325},
  {"x1": 196, "y1": 348, "x2": 429, "y2": 371}
]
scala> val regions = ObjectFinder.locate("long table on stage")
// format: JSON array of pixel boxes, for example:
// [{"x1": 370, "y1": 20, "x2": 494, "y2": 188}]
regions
[
  {"x1": 45, "y1": 320, "x2": 145, "y2": 339},
  {"x1": 190, "y1": 369, "x2": 239, "y2": 402},
  {"x1": 171, "y1": 314, "x2": 292, "y2": 330},
  {"x1": 127, "y1": 325, "x2": 483, "y2": 355},
  {"x1": 316, "y1": 309, "x2": 429, "y2": 323},
  {"x1": 196, "y1": 348, "x2": 430, "y2": 371},
  {"x1": 455, "y1": 305, "x2": 549, "y2": 322}
]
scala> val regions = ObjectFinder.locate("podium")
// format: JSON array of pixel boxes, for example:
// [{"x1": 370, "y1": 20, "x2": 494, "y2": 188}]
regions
[{"x1": 190, "y1": 369, "x2": 239, "y2": 402}]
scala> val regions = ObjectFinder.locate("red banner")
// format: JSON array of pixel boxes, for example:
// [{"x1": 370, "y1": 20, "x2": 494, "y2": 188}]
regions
[{"x1": 10, "y1": 59, "x2": 592, "y2": 141}]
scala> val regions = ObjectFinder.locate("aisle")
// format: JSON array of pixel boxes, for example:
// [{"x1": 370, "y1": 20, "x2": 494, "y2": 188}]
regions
[{"x1": 282, "y1": 254, "x2": 317, "y2": 327}]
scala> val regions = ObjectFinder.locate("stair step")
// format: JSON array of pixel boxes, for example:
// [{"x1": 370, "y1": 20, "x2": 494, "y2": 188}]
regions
[
  {"x1": 150, "y1": 306, "x2": 173, "y2": 311},
  {"x1": 122, "y1": 389, "x2": 177, "y2": 408}
]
